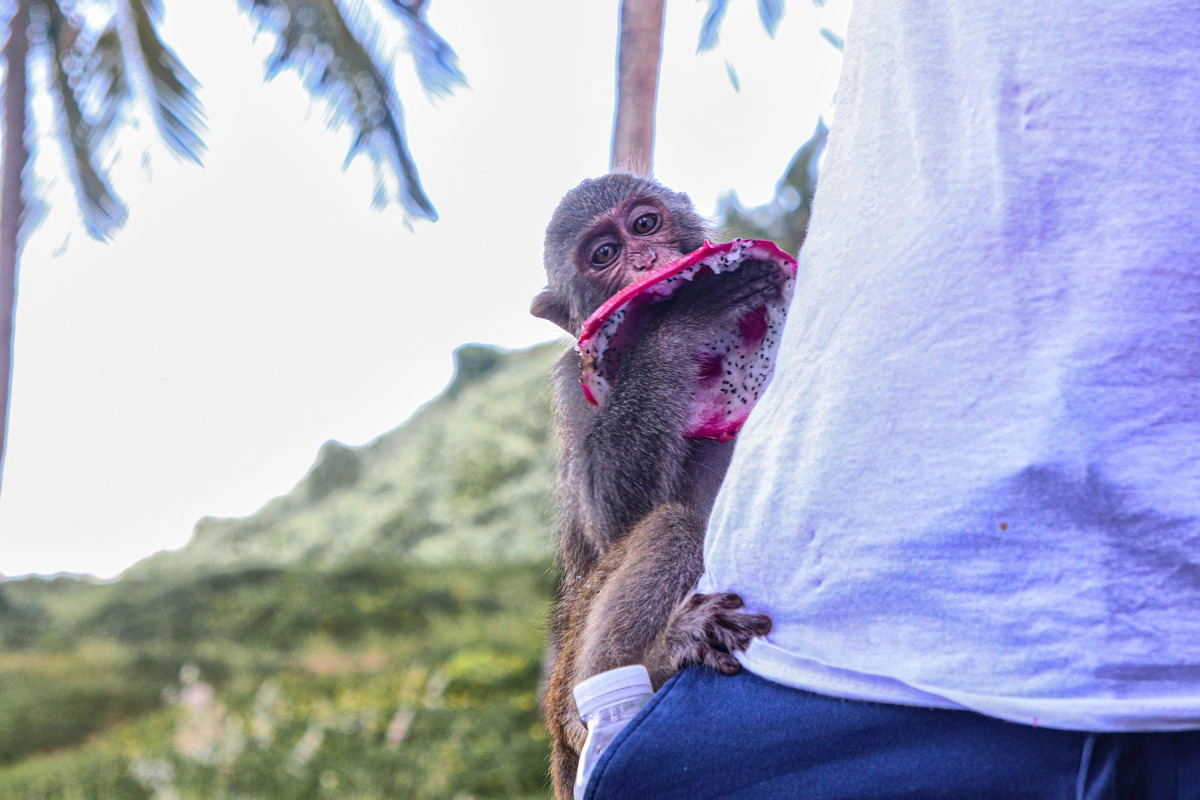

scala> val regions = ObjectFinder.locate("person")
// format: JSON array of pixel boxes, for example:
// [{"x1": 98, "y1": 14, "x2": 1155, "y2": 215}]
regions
[{"x1": 583, "y1": 0, "x2": 1200, "y2": 797}]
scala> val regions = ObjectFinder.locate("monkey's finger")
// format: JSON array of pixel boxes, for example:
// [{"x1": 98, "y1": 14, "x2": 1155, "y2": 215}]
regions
[
  {"x1": 741, "y1": 612, "x2": 773, "y2": 637},
  {"x1": 708, "y1": 592, "x2": 746, "y2": 611},
  {"x1": 721, "y1": 610, "x2": 772, "y2": 638},
  {"x1": 726, "y1": 279, "x2": 783, "y2": 309},
  {"x1": 701, "y1": 649, "x2": 743, "y2": 675},
  {"x1": 723, "y1": 259, "x2": 772, "y2": 282},
  {"x1": 705, "y1": 610, "x2": 773, "y2": 652},
  {"x1": 683, "y1": 592, "x2": 741, "y2": 616}
]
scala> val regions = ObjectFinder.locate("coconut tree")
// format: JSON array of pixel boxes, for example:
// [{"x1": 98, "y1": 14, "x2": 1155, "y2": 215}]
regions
[
  {"x1": 0, "y1": 0, "x2": 181, "y2": 499},
  {"x1": 611, "y1": 0, "x2": 789, "y2": 174},
  {"x1": 611, "y1": 0, "x2": 664, "y2": 174},
  {"x1": 237, "y1": 0, "x2": 465, "y2": 217},
  {"x1": 0, "y1": 0, "x2": 463, "y2": 496}
]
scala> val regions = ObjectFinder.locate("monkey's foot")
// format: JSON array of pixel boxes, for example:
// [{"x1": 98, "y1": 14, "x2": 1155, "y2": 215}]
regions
[{"x1": 663, "y1": 592, "x2": 772, "y2": 675}]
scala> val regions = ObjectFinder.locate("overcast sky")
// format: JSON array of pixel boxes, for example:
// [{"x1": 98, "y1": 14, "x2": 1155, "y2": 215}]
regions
[{"x1": 0, "y1": 0, "x2": 848, "y2": 578}]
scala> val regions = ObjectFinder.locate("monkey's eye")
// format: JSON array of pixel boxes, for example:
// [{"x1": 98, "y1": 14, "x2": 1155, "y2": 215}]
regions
[
  {"x1": 631, "y1": 213, "x2": 660, "y2": 236},
  {"x1": 590, "y1": 242, "x2": 621, "y2": 268}
]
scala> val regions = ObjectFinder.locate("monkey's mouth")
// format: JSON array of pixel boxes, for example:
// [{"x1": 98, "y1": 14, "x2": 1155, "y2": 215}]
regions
[{"x1": 576, "y1": 239, "x2": 797, "y2": 442}]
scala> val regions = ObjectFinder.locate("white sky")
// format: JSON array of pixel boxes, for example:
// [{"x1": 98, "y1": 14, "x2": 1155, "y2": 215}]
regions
[{"x1": 0, "y1": 0, "x2": 847, "y2": 578}]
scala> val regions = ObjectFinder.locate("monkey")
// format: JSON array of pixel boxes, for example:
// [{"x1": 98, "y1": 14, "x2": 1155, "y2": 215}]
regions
[{"x1": 532, "y1": 173, "x2": 777, "y2": 799}]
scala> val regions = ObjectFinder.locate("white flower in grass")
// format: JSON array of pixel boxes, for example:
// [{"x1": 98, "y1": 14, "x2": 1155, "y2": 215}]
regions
[
  {"x1": 384, "y1": 708, "x2": 415, "y2": 748},
  {"x1": 290, "y1": 723, "x2": 326, "y2": 772}
]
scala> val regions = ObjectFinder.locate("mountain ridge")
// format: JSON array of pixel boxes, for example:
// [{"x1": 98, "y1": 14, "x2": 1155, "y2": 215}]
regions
[{"x1": 125, "y1": 341, "x2": 565, "y2": 579}]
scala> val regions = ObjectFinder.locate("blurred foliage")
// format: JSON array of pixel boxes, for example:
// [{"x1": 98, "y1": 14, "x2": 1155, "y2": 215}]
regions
[
  {"x1": 698, "y1": 0, "x2": 785, "y2": 52},
  {"x1": 237, "y1": 0, "x2": 465, "y2": 219},
  {"x1": 717, "y1": 116, "x2": 828, "y2": 255},
  {"x1": 0, "y1": 559, "x2": 555, "y2": 799},
  {"x1": 0, "y1": 344, "x2": 564, "y2": 799},
  {"x1": 306, "y1": 442, "x2": 363, "y2": 502},
  {"x1": 445, "y1": 344, "x2": 506, "y2": 399}
]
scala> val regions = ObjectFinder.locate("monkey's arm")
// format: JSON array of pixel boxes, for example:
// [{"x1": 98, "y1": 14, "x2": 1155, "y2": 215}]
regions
[
  {"x1": 550, "y1": 340, "x2": 694, "y2": 559},
  {"x1": 581, "y1": 329, "x2": 697, "y2": 546},
  {"x1": 578, "y1": 260, "x2": 784, "y2": 547}
]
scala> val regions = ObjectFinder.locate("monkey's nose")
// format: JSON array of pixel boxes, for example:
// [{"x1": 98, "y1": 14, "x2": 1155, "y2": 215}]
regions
[{"x1": 630, "y1": 252, "x2": 657, "y2": 271}]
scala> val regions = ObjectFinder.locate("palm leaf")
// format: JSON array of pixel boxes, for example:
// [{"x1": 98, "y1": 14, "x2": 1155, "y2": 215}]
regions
[
  {"x1": 120, "y1": 0, "x2": 205, "y2": 163},
  {"x1": 819, "y1": 26, "x2": 843, "y2": 51},
  {"x1": 239, "y1": 0, "x2": 441, "y2": 221},
  {"x1": 40, "y1": 0, "x2": 127, "y2": 238},
  {"x1": 699, "y1": 0, "x2": 796, "y2": 51},
  {"x1": 81, "y1": 28, "x2": 130, "y2": 143},
  {"x1": 379, "y1": 0, "x2": 466, "y2": 100},
  {"x1": 757, "y1": 0, "x2": 784, "y2": 36},
  {"x1": 697, "y1": 0, "x2": 728, "y2": 53}
]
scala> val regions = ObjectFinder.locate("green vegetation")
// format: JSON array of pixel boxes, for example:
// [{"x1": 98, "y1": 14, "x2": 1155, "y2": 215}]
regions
[
  {"x1": 0, "y1": 560, "x2": 555, "y2": 800},
  {"x1": 0, "y1": 343, "x2": 565, "y2": 799},
  {"x1": 717, "y1": 117, "x2": 828, "y2": 256}
]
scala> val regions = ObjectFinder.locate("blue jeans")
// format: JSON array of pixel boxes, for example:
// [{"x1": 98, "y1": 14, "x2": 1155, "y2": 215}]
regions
[{"x1": 586, "y1": 667, "x2": 1200, "y2": 800}]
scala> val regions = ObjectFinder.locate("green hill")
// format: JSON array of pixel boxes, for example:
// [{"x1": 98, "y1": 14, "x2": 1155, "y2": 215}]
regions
[
  {"x1": 0, "y1": 341, "x2": 569, "y2": 800},
  {"x1": 130, "y1": 341, "x2": 564, "y2": 578}
]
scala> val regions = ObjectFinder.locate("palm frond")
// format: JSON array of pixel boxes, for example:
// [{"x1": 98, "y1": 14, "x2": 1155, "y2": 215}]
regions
[
  {"x1": 81, "y1": 29, "x2": 130, "y2": 142},
  {"x1": 121, "y1": 0, "x2": 205, "y2": 163},
  {"x1": 819, "y1": 26, "x2": 843, "y2": 51},
  {"x1": 4, "y1": 1, "x2": 39, "y2": 251},
  {"x1": 757, "y1": 0, "x2": 784, "y2": 37},
  {"x1": 697, "y1": 0, "x2": 728, "y2": 53},
  {"x1": 378, "y1": 0, "x2": 465, "y2": 100},
  {"x1": 41, "y1": 0, "x2": 127, "y2": 238},
  {"x1": 239, "y1": 0, "x2": 440, "y2": 221},
  {"x1": 698, "y1": 0, "x2": 789, "y2": 52}
]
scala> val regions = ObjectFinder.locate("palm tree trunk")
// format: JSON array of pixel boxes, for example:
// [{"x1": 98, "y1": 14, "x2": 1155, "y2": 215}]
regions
[
  {"x1": 611, "y1": 0, "x2": 665, "y2": 176},
  {"x1": 1, "y1": 0, "x2": 31, "y2": 497}
]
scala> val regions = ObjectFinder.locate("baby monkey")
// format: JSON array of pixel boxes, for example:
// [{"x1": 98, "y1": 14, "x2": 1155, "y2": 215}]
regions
[{"x1": 534, "y1": 173, "x2": 776, "y2": 798}]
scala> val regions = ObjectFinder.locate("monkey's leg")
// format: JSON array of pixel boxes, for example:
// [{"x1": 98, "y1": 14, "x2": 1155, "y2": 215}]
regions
[{"x1": 548, "y1": 505, "x2": 770, "y2": 799}]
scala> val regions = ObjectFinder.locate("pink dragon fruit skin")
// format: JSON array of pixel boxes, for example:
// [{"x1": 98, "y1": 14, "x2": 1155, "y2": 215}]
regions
[{"x1": 577, "y1": 239, "x2": 798, "y2": 442}]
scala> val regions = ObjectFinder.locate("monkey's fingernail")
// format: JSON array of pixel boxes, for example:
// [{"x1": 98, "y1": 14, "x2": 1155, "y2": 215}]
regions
[{"x1": 717, "y1": 593, "x2": 744, "y2": 609}]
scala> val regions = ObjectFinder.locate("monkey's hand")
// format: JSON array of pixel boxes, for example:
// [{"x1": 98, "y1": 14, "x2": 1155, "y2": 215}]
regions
[
  {"x1": 657, "y1": 592, "x2": 772, "y2": 676},
  {"x1": 647, "y1": 259, "x2": 784, "y2": 337}
]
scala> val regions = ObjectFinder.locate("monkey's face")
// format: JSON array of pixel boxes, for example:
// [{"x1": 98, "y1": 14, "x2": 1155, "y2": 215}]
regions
[
  {"x1": 573, "y1": 195, "x2": 687, "y2": 299},
  {"x1": 535, "y1": 174, "x2": 709, "y2": 336}
]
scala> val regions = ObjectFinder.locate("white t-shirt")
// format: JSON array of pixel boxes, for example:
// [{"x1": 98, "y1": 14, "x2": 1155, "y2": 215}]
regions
[{"x1": 700, "y1": 0, "x2": 1200, "y2": 730}]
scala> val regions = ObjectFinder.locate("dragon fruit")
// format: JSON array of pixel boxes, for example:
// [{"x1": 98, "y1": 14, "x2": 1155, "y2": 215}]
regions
[{"x1": 577, "y1": 239, "x2": 797, "y2": 442}]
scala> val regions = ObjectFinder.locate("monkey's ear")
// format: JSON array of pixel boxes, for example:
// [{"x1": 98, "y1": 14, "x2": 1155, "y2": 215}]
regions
[{"x1": 531, "y1": 289, "x2": 574, "y2": 334}]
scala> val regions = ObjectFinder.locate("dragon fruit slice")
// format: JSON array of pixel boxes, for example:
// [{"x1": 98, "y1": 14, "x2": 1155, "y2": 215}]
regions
[{"x1": 577, "y1": 239, "x2": 797, "y2": 442}]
